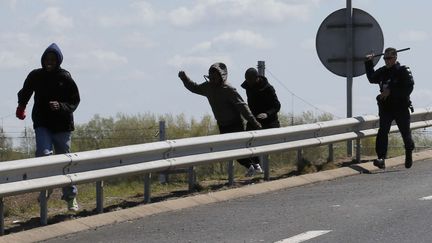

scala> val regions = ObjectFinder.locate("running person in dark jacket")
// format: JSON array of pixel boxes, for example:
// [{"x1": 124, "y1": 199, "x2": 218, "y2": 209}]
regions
[
  {"x1": 16, "y1": 43, "x2": 81, "y2": 211},
  {"x1": 241, "y1": 67, "x2": 281, "y2": 130},
  {"x1": 241, "y1": 67, "x2": 281, "y2": 175},
  {"x1": 178, "y1": 62, "x2": 263, "y2": 176},
  {"x1": 365, "y1": 47, "x2": 415, "y2": 169}
]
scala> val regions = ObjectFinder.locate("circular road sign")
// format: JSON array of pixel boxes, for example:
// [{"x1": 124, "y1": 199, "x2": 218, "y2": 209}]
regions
[{"x1": 316, "y1": 8, "x2": 384, "y2": 77}]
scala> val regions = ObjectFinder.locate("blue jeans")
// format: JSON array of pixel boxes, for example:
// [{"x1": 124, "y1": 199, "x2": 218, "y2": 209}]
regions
[{"x1": 35, "y1": 127, "x2": 77, "y2": 200}]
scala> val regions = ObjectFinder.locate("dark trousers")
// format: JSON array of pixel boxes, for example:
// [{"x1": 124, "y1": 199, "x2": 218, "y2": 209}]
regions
[
  {"x1": 376, "y1": 108, "x2": 415, "y2": 159},
  {"x1": 218, "y1": 122, "x2": 260, "y2": 169}
]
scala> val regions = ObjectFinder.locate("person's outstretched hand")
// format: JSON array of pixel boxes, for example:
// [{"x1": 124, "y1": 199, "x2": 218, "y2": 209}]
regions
[{"x1": 178, "y1": 71, "x2": 188, "y2": 81}]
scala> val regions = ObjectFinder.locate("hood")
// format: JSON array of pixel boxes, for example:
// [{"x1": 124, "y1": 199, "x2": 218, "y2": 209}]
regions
[
  {"x1": 209, "y1": 62, "x2": 228, "y2": 84},
  {"x1": 241, "y1": 75, "x2": 269, "y2": 91},
  {"x1": 41, "y1": 43, "x2": 63, "y2": 69}
]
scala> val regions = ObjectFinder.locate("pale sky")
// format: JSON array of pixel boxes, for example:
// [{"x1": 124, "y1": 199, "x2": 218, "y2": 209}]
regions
[{"x1": 1, "y1": 0, "x2": 431, "y2": 136}]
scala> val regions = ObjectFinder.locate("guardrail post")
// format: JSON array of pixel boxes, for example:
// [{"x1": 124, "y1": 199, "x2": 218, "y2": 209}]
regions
[
  {"x1": 0, "y1": 197, "x2": 4, "y2": 235},
  {"x1": 188, "y1": 166, "x2": 196, "y2": 192},
  {"x1": 228, "y1": 160, "x2": 234, "y2": 186},
  {"x1": 297, "y1": 149, "x2": 303, "y2": 164},
  {"x1": 144, "y1": 173, "x2": 151, "y2": 204},
  {"x1": 297, "y1": 149, "x2": 304, "y2": 172},
  {"x1": 96, "y1": 181, "x2": 104, "y2": 213},
  {"x1": 262, "y1": 155, "x2": 270, "y2": 181},
  {"x1": 327, "y1": 144, "x2": 334, "y2": 162},
  {"x1": 356, "y1": 138, "x2": 361, "y2": 162},
  {"x1": 158, "y1": 120, "x2": 168, "y2": 184},
  {"x1": 39, "y1": 190, "x2": 48, "y2": 225}
]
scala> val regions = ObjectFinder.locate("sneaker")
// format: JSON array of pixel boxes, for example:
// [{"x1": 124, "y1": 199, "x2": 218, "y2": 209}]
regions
[
  {"x1": 405, "y1": 150, "x2": 413, "y2": 169},
  {"x1": 373, "y1": 158, "x2": 386, "y2": 169},
  {"x1": 245, "y1": 165, "x2": 255, "y2": 177},
  {"x1": 254, "y1": 164, "x2": 264, "y2": 174},
  {"x1": 67, "y1": 198, "x2": 79, "y2": 212}
]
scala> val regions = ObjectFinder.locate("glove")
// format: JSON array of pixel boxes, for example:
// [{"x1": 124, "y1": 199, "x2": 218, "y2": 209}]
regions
[{"x1": 16, "y1": 105, "x2": 26, "y2": 120}]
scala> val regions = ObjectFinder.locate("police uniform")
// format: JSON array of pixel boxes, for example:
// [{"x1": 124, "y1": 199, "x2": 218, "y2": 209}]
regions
[{"x1": 365, "y1": 58, "x2": 415, "y2": 162}]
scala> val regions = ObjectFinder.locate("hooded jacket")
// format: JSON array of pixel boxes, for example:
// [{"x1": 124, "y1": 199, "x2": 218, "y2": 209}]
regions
[
  {"x1": 17, "y1": 43, "x2": 80, "y2": 132},
  {"x1": 241, "y1": 76, "x2": 281, "y2": 129},
  {"x1": 181, "y1": 62, "x2": 261, "y2": 129},
  {"x1": 365, "y1": 59, "x2": 414, "y2": 111}
]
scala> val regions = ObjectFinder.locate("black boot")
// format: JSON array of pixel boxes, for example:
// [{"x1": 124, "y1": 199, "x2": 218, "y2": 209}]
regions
[
  {"x1": 373, "y1": 158, "x2": 386, "y2": 169},
  {"x1": 405, "y1": 150, "x2": 413, "y2": 169}
]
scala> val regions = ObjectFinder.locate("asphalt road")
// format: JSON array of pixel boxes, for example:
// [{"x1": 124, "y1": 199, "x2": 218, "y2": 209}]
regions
[{"x1": 44, "y1": 159, "x2": 432, "y2": 243}]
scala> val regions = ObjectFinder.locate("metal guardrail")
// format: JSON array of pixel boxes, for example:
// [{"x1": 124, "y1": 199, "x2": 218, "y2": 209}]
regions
[{"x1": 1, "y1": 108, "x2": 432, "y2": 234}]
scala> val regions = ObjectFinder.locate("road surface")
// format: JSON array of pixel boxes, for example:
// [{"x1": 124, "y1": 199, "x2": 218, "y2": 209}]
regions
[{"x1": 44, "y1": 158, "x2": 432, "y2": 243}]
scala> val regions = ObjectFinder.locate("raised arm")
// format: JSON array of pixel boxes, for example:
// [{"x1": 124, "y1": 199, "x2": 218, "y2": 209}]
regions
[
  {"x1": 364, "y1": 58, "x2": 385, "y2": 84},
  {"x1": 178, "y1": 71, "x2": 207, "y2": 96}
]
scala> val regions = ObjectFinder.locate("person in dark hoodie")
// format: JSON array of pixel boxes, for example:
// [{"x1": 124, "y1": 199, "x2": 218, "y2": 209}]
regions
[
  {"x1": 241, "y1": 68, "x2": 281, "y2": 130},
  {"x1": 16, "y1": 43, "x2": 80, "y2": 211},
  {"x1": 365, "y1": 47, "x2": 415, "y2": 170},
  {"x1": 178, "y1": 62, "x2": 263, "y2": 177}
]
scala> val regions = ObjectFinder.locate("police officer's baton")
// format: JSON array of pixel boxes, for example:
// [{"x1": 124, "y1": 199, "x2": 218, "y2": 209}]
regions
[{"x1": 372, "y1": 48, "x2": 410, "y2": 58}]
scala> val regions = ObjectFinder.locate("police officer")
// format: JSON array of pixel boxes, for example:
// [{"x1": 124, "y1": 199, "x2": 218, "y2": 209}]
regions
[{"x1": 365, "y1": 47, "x2": 415, "y2": 169}]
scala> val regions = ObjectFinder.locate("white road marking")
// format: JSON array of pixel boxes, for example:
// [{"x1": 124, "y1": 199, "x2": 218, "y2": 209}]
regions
[
  {"x1": 419, "y1": 195, "x2": 432, "y2": 200},
  {"x1": 274, "y1": 230, "x2": 332, "y2": 243}
]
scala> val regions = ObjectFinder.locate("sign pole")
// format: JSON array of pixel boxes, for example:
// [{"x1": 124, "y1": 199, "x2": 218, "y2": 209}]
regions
[
  {"x1": 346, "y1": 0, "x2": 353, "y2": 157},
  {"x1": 316, "y1": 1, "x2": 384, "y2": 159}
]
